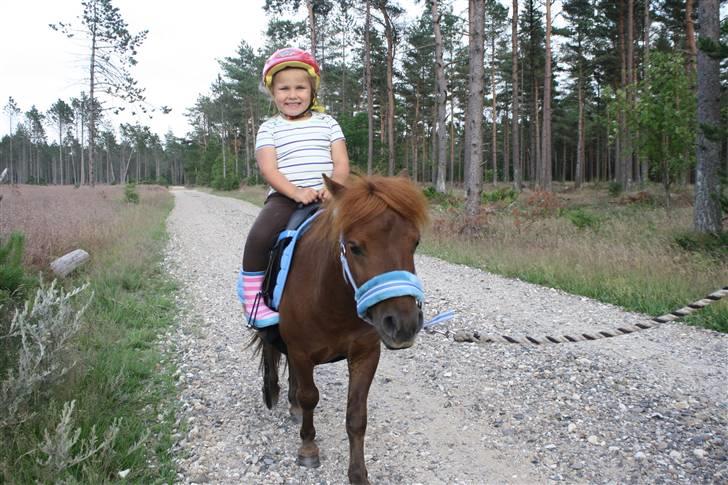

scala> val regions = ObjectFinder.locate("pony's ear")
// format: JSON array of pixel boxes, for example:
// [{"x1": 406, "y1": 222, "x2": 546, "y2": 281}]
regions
[
  {"x1": 323, "y1": 174, "x2": 346, "y2": 197},
  {"x1": 396, "y1": 168, "x2": 410, "y2": 179}
]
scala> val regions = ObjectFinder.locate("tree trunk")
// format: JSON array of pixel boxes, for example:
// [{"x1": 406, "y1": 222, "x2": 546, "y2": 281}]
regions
[
  {"x1": 491, "y1": 30, "x2": 498, "y2": 185},
  {"x1": 464, "y1": 0, "x2": 485, "y2": 218},
  {"x1": 540, "y1": 0, "x2": 552, "y2": 192},
  {"x1": 641, "y1": 0, "x2": 651, "y2": 185},
  {"x1": 575, "y1": 52, "x2": 584, "y2": 189},
  {"x1": 693, "y1": 0, "x2": 721, "y2": 233},
  {"x1": 379, "y1": 4, "x2": 396, "y2": 175},
  {"x1": 365, "y1": 0, "x2": 374, "y2": 175},
  {"x1": 306, "y1": 0, "x2": 317, "y2": 57},
  {"x1": 88, "y1": 3, "x2": 97, "y2": 187},
  {"x1": 511, "y1": 0, "x2": 520, "y2": 191},
  {"x1": 432, "y1": 0, "x2": 448, "y2": 192},
  {"x1": 413, "y1": 88, "x2": 420, "y2": 182},
  {"x1": 685, "y1": 0, "x2": 697, "y2": 72}
]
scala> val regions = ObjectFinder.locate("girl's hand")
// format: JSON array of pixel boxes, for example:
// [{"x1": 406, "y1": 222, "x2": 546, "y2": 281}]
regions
[
  {"x1": 317, "y1": 187, "x2": 330, "y2": 201},
  {"x1": 293, "y1": 187, "x2": 319, "y2": 204}
]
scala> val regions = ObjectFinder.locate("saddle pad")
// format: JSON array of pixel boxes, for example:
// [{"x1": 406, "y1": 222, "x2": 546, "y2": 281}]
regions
[{"x1": 262, "y1": 208, "x2": 322, "y2": 311}]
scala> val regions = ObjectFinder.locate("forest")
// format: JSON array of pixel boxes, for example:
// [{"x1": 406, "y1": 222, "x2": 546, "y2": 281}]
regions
[{"x1": 1, "y1": 0, "x2": 726, "y2": 231}]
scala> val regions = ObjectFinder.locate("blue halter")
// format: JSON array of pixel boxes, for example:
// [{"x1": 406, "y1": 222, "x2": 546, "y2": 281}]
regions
[{"x1": 339, "y1": 237, "x2": 425, "y2": 323}]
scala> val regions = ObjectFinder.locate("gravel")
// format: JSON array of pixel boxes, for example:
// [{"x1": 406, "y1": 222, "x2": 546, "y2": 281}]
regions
[{"x1": 164, "y1": 188, "x2": 727, "y2": 484}]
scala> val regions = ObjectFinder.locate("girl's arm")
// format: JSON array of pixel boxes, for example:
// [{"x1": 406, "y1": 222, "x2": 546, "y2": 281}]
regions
[
  {"x1": 330, "y1": 139, "x2": 350, "y2": 184},
  {"x1": 319, "y1": 139, "x2": 350, "y2": 201},
  {"x1": 257, "y1": 147, "x2": 319, "y2": 204}
]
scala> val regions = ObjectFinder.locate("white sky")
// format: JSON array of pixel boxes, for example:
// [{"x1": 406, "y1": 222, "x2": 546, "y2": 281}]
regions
[
  {"x1": 0, "y1": 0, "x2": 455, "y2": 143},
  {"x1": 0, "y1": 0, "x2": 276, "y2": 141}
]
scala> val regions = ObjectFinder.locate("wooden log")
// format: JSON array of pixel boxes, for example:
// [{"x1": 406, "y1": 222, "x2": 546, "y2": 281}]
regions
[{"x1": 50, "y1": 249, "x2": 90, "y2": 277}]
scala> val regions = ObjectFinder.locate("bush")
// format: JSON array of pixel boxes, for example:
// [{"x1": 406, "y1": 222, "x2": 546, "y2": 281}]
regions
[
  {"x1": 212, "y1": 174, "x2": 240, "y2": 191},
  {"x1": 563, "y1": 208, "x2": 602, "y2": 230},
  {"x1": 674, "y1": 231, "x2": 728, "y2": 257},
  {"x1": 608, "y1": 181, "x2": 623, "y2": 197},
  {"x1": 0, "y1": 232, "x2": 29, "y2": 297},
  {"x1": 483, "y1": 187, "x2": 518, "y2": 205},
  {"x1": 124, "y1": 183, "x2": 139, "y2": 204},
  {"x1": 1, "y1": 280, "x2": 92, "y2": 429},
  {"x1": 422, "y1": 186, "x2": 461, "y2": 208}
]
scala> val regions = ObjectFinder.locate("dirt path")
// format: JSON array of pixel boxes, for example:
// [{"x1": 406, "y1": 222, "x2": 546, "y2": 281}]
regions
[{"x1": 165, "y1": 188, "x2": 727, "y2": 484}]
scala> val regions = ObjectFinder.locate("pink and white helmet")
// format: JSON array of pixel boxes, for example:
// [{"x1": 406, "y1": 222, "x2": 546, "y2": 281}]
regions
[{"x1": 262, "y1": 47, "x2": 321, "y2": 90}]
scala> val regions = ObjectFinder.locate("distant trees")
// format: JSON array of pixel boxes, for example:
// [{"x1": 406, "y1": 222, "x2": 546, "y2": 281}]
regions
[
  {"x1": 47, "y1": 100, "x2": 74, "y2": 185},
  {"x1": 1, "y1": 0, "x2": 723, "y2": 236}
]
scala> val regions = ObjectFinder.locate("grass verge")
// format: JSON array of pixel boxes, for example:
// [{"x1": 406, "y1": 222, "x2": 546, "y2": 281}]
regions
[{"x1": 1, "y1": 187, "x2": 179, "y2": 483}]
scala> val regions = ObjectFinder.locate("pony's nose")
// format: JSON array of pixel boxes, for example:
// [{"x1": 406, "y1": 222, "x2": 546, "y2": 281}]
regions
[{"x1": 380, "y1": 307, "x2": 423, "y2": 348}]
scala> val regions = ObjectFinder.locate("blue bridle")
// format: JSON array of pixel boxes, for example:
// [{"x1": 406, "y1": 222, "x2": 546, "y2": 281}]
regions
[{"x1": 339, "y1": 237, "x2": 425, "y2": 323}]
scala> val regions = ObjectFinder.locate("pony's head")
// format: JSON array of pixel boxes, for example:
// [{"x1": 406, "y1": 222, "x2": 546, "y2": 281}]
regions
[{"x1": 323, "y1": 174, "x2": 429, "y2": 350}]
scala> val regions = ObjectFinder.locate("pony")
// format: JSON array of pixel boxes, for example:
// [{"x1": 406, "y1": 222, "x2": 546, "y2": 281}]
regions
[{"x1": 251, "y1": 173, "x2": 429, "y2": 484}]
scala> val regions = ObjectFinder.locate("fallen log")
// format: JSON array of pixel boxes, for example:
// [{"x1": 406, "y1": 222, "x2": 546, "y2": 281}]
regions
[{"x1": 50, "y1": 249, "x2": 90, "y2": 277}]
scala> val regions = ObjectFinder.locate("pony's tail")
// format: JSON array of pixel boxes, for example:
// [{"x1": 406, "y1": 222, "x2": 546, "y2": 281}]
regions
[{"x1": 248, "y1": 331, "x2": 281, "y2": 409}]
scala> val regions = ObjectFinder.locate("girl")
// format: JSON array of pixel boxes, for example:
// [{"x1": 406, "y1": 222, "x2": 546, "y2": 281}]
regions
[{"x1": 240, "y1": 47, "x2": 350, "y2": 327}]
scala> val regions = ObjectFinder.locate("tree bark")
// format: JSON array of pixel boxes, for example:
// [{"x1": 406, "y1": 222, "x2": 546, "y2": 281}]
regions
[
  {"x1": 540, "y1": 0, "x2": 552, "y2": 192},
  {"x1": 693, "y1": 0, "x2": 721, "y2": 233},
  {"x1": 432, "y1": 0, "x2": 448, "y2": 192},
  {"x1": 464, "y1": 0, "x2": 485, "y2": 218},
  {"x1": 379, "y1": 4, "x2": 396, "y2": 176},
  {"x1": 685, "y1": 0, "x2": 697, "y2": 72},
  {"x1": 575, "y1": 46, "x2": 584, "y2": 189},
  {"x1": 511, "y1": 0, "x2": 520, "y2": 191},
  {"x1": 88, "y1": 1, "x2": 97, "y2": 187},
  {"x1": 306, "y1": 0, "x2": 317, "y2": 57},
  {"x1": 491, "y1": 29, "x2": 498, "y2": 185}
]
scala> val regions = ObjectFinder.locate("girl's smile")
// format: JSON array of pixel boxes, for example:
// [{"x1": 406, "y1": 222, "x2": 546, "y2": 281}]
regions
[{"x1": 272, "y1": 68, "x2": 313, "y2": 120}]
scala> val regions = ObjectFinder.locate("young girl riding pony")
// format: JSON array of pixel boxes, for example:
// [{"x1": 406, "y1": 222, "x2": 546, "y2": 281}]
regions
[{"x1": 240, "y1": 47, "x2": 350, "y2": 327}]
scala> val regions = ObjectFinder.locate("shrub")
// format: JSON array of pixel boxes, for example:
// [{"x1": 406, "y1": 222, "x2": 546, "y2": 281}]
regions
[
  {"x1": 525, "y1": 190, "x2": 561, "y2": 217},
  {"x1": 212, "y1": 174, "x2": 240, "y2": 191},
  {"x1": 0, "y1": 232, "x2": 28, "y2": 296},
  {"x1": 608, "y1": 181, "x2": 623, "y2": 197},
  {"x1": 674, "y1": 231, "x2": 728, "y2": 257},
  {"x1": 124, "y1": 183, "x2": 139, "y2": 204},
  {"x1": 422, "y1": 186, "x2": 460, "y2": 208},
  {"x1": 483, "y1": 187, "x2": 518, "y2": 205},
  {"x1": 563, "y1": 208, "x2": 602, "y2": 230},
  {"x1": 0, "y1": 280, "x2": 92, "y2": 430}
]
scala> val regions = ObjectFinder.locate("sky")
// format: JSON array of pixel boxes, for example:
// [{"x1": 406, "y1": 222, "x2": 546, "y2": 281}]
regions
[
  {"x1": 0, "y1": 0, "x2": 277, "y2": 141},
  {"x1": 1, "y1": 0, "x2": 456, "y2": 143}
]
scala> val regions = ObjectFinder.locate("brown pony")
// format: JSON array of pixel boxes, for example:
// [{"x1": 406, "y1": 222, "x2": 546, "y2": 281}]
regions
[{"x1": 252, "y1": 174, "x2": 429, "y2": 484}]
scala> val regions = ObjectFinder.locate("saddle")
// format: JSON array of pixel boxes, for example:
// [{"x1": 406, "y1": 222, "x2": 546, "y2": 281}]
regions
[{"x1": 261, "y1": 203, "x2": 321, "y2": 312}]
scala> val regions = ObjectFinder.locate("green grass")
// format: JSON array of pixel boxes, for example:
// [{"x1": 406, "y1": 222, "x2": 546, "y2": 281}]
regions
[{"x1": 1, "y1": 192, "x2": 179, "y2": 483}]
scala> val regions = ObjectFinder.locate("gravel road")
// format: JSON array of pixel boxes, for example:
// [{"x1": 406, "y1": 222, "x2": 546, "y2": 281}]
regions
[{"x1": 164, "y1": 188, "x2": 727, "y2": 484}]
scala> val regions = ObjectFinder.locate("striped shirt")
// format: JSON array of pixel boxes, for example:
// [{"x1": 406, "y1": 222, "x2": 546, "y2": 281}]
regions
[{"x1": 255, "y1": 112, "x2": 345, "y2": 192}]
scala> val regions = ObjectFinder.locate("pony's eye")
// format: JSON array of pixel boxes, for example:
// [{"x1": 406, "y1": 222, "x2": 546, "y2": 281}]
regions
[{"x1": 348, "y1": 242, "x2": 364, "y2": 256}]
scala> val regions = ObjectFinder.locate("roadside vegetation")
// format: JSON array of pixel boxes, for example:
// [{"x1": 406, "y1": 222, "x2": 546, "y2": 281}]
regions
[
  {"x1": 0, "y1": 184, "x2": 177, "y2": 483},
  {"x1": 231, "y1": 181, "x2": 726, "y2": 333}
]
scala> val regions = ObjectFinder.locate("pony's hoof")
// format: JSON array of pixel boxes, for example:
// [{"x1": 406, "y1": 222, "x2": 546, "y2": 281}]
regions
[{"x1": 297, "y1": 454, "x2": 321, "y2": 468}]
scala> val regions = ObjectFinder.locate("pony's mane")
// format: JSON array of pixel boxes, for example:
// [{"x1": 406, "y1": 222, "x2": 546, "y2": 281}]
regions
[{"x1": 310, "y1": 175, "x2": 429, "y2": 248}]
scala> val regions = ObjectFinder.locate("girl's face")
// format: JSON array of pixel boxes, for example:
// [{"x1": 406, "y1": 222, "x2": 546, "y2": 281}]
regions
[{"x1": 272, "y1": 68, "x2": 313, "y2": 119}]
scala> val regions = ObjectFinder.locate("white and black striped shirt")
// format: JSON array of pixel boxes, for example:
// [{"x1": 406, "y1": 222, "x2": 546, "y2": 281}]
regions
[{"x1": 255, "y1": 112, "x2": 345, "y2": 192}]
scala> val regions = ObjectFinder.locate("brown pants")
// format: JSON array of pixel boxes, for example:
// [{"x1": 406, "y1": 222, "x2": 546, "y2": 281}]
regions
[{"x1": 242, "y1": 193, "x2": 299, "y2": 272}]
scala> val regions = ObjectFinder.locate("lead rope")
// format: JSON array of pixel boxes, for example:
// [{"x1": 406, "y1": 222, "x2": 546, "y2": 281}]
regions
[{"x1": 445, "y1": 285, "x2": 728, "y2": 345}]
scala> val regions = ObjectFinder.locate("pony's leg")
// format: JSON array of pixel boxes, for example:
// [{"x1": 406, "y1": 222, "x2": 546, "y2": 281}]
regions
[
  {"x1": 287, "y1": 360, "x2": 302, "y2": 422},
  {"x1": 346, "y1": 345, "x2": 381, "y2": 485},
  {"x1": 261, "y1": 336, "x2": 280, "y2": 409},
  {"x1": 290, "y1": 356, "x2": 320, "y2": 468}
]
